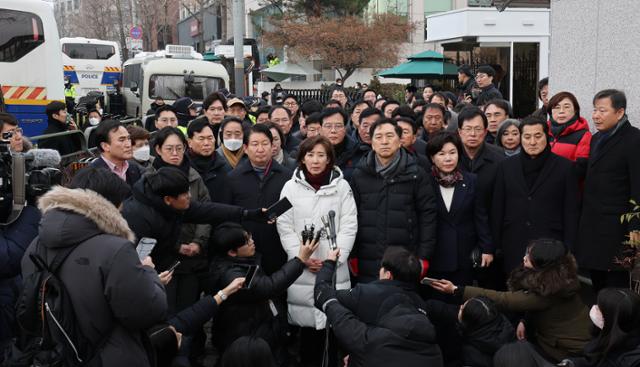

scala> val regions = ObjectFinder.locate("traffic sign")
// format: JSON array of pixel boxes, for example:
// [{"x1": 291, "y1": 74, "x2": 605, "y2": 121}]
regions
[{"x1": 130, "y1": 26, "x2": 142, "y2": 40}]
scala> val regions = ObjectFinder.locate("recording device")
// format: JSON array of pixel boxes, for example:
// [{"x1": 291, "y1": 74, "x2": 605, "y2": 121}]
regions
[
  {"x1": 136, "y1": 237, "x2": 157, "y2": 260},
  {"x1": 301, "y1": 222, "x2": 325, "y2": 244},
  {"x1": 167, "y1": 261, "x2": 181, "y2": 273},
  {"x1": 266, "y1": 197, "x2": 292, "y2": 220},
  {"x1": 243, "y1": 265, "x2": 259, "y2": 289},
  {"x1": 321, "y1": 212, "x2": 338, "y2": 250},
  {"x1": 420, "y1": 277, "x2": 439, "y2": 286},
  {"x1": 0, "y1": 146, "x2": 62, "y2": 224}
]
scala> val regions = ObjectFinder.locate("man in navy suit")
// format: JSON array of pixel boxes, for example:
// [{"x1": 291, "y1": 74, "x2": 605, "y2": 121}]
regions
[{"x1": 89, "y1": 119, "x2": 143, "y2": 188}]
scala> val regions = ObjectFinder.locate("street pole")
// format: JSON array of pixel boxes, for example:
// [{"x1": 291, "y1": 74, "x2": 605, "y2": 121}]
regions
[{"x1": 232, "y1": 0, "x2": 245, "y2": 96}]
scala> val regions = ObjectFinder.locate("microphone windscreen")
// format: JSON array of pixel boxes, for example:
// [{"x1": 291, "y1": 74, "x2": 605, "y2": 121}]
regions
[{"x1": 27, "y1": 149, "x2": 62, "y2": 168}]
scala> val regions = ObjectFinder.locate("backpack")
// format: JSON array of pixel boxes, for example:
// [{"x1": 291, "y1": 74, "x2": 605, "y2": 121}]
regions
[{"x1": 6, "y1": 241, "x2": 101, "y2": 367}]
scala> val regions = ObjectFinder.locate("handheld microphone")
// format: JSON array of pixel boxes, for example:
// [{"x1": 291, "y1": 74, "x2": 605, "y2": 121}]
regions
[{"x1": 328, "y1": 210, "x2": 337, "y2": 250}]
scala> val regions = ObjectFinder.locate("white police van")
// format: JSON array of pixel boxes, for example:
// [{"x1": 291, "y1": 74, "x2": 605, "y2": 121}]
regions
[{"x1": 122, "y1": 45, "x2": 229, "y2": 117}]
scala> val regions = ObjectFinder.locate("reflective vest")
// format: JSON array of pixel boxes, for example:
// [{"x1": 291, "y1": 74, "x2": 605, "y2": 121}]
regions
[{"x1": 64, "y1": 85, "x2": 77, "y2": 98}]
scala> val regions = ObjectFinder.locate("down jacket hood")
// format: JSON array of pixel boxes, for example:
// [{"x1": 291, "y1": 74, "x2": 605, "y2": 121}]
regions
[
  {"x1": 376, "y1": 294, "x2": 437, "y2": 345},
  {"x1": 37, "y1": 186, "x2": 135, "y2": 249}
]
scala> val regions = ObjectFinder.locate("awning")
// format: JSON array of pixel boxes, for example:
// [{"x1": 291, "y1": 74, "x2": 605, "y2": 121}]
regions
[
  {"x1": 260, "y1": 62, "x2": 320, "y2": 82},
  {"x1": 378, "y1": 50, "x2": 458, "y2": 79},
  {"x1": 203, "y1": 52, "x2": 222, "y2": 62}
]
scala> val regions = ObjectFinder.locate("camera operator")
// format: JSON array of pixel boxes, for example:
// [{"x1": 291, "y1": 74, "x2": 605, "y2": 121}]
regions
[
  {"x1": 39, "y1": 101, "x2": 80, "y2": 156},
  {"x1": 0, "y1": 202, "x2": 40, "y2": 362},
  {"x1": 314, "y1": 246, "x2": 443, "y2": 367},
  {"x1": 209, "y1": 222, "x2": 319, "y2": 366}
]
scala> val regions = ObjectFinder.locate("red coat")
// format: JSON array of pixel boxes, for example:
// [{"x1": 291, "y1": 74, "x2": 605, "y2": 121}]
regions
[{"x1": 548, "y1": 117, "x2": 592, "y2": 162}]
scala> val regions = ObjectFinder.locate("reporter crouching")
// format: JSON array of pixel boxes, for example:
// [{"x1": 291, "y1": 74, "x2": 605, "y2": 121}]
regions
[{"x1": 209, "y1": 222, "x2": 319, "y2": 366}]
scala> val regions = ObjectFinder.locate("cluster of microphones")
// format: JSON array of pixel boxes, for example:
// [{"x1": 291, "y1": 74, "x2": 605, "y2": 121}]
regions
[{"x1": 301, "y1": 211, "x2": 338, "y2": 251}]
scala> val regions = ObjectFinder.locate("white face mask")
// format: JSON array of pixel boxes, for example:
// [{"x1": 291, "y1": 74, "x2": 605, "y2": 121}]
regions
[
  {"x1": 133, "y1": 146, "x2": 151, "y2": 162},
  {"x1": 589, "y1": 305, "x2": 604, "y2": 329},
  {"x1": 223, "y1": 139, "x2": 243, "y2": 152},
  {"x1": 88, "y1": 117, "x2": 100, "y2": 126}
]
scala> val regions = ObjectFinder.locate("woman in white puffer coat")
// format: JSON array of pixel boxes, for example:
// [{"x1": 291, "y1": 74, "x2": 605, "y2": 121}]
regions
[{"x1": 276, "y1": 135, "x2": 357, "y2": 363}]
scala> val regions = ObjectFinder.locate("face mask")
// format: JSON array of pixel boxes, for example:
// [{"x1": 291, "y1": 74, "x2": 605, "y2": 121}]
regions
[
  {"x1": 223, "y1": 139, "x2": 243, "y2": 152},
  {"x1": 589, "y1": 305, "x2": 604, "y2": 329},
  {"x1": 88, "y1": 117, "x2": 100, "y2": 126},
  {"x1": 133, "y1": 146, "x2": 151, "y2": 162}
]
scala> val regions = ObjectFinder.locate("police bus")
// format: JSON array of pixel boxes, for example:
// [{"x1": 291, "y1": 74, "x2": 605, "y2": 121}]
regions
[
  {"x1": 122, "y1": 44, "x2": 229, "y2": 117},
  {"x1": 0, "y1": 0, "x2": 65, "y2": 136},
  {"x1": 60, "y1": 37, "x2": 122, "y2": 100}
]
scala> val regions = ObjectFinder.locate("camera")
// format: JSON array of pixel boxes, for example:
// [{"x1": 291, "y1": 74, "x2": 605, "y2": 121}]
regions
[{"x1": 0, "y1": 142, "x2": 63, "y2": 224}]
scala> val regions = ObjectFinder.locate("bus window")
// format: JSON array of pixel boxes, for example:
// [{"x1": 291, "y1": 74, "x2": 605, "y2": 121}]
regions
[
  {"x1": 62, "y1": 43, "x2": 115, "y2": 60},
  {"x1": 123, "y1": 63, "x2": 142, "y2": 88},
  {"x1": 148, "y1": 75, "x2": 223, "y2": 101},
  {"x1": 0, "y1": 9, "x2": 45, "y2": 62}
]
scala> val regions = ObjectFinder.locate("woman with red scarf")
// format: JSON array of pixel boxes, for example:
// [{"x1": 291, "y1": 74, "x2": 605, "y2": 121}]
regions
[
  {"x1": 276, "y1": 135, "x2": 357, "y2": 366},
  {"x1": 426, "y1": 131, "x2": 493, "y2": 287}
]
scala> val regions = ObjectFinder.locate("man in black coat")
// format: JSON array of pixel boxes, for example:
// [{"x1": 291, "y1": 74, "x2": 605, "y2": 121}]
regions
[
  {"x1": 227, "y1": 124, "x2": 293, "y2": 276},
  {"x1": 576, "y1": 89, "x2": 640, "y2": 292},
  {"x1": 209, "y1": 222, "x2": 318, "y2": 366},
  {"x1": 314, "y1": 247, "x2": 443, "y2": 367},
  {"x1": 474, "y1": 65, "x2": 503, "y2": 107},
  {"x1": 349, "y1": 118, "x2": 437, "y2": 283},
  {"x1": 186, "y1": 118, "x2": 232, "y2": 204},
  {"x1": 121, "y1": 167, "x2": 266, "y2": 273},
  {"x1": 492, "y1": 116, "x2": 579, "y2": 273},
  {"x1": 350, "y1": 107, "x2": 380, "y2": 168},
  {"x1": 320, "y1": 107, "x2": 361, "y2": 180},
  {"x1": 269, "y1": 106, "x2": 301, "y2": 153},
  {"x1": 89, "y1": 119, "x2": 143, "y2": 188},
  {"x1": 39, "y1": 101, "x2": 81, "y2": 156},
  {"x1": 458, "y1": 106, "x2": 506, "y2": 213}
]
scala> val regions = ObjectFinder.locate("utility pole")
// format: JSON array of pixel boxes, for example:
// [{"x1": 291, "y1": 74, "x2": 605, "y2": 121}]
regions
[{"x1": 232, "y1": 0, "x2": 245, "y2": 96}]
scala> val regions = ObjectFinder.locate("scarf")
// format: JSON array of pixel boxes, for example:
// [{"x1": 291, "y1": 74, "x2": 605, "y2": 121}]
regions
[
  {"x1": 188, "y1": 150, "x2": 214, "y2": 174},
  {"x1": 375, "y1": 149, "x2": 403, "y2": 178},
  {"x1": 274, "y1": 148, "x2": 285, "y2": 165},
  {"x1": 592, "y1": 115, "x2": 628, "y2": 159},
  {"x1": 303, "y1": 167, "x2": 332, "y2": 191},
  {"x1": 549, "y1": 114, "x2": 579, "y2": 138},
  {"x1": 520, "y1": 144, "x2": 551, "y2": 190},
  {"x1": 431, "y1": 165, "x2": 463, "y2": 188},
  {"x1": 504, "y1": 146, "x2": 521, "y2": 157},
  {"x1": 221, "y1": 145, "x2": 245, "y2": 168},
  {"x1": 252, "y1": 159, "x2": 273, "y2": 180},
  {"x1": 152, "y1": 153, "x2": 191, "y2": 175}
]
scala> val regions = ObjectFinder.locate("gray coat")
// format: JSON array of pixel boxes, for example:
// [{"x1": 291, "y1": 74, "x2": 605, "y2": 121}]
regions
[{"x1": 21, "y1": 187, "x2": 167, "y2": 367}]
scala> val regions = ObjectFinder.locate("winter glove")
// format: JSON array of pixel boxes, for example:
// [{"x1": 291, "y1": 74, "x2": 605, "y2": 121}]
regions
[
  {"x1": 420, "y1": 259, "x2": 429, "y2": 278},
  {"x1": 314, "y1": 260, "x2": 338, "y2": 311}
]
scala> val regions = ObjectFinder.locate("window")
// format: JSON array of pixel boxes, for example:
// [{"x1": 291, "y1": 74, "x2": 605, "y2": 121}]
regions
[
  {"x1": 0, "y1": 9, "x2": 45, "y2": 62},
  {"x1": 123, "y1": 63, "x2": 142, "y2": 89},
  {"x1": 148, "y1": 75, "x2": 224, "y2": 100},
  {"x1": 424, "y1": 0, "x2": 453, "y2": 40},
  {"x1": 62, "y1": 43, "x2": 116, "y2": 59}
]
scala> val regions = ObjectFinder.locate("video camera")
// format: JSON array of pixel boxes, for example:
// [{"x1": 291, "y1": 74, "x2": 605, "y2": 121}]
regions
[{"x1": 0, "y1": 137, "x2": 63, "y2": 224}]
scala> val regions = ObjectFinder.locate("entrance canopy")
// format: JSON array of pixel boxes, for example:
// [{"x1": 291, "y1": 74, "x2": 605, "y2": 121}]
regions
[{"x1": 378, "y1": 50, "x2": 458, "y2": 79}]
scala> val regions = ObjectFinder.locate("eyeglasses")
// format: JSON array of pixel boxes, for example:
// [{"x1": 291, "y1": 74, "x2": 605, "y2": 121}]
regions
[
  {"x1": 5, "y1": 127, "x2": 23, "y2": 136},
  {"x1": 322, "y1": 123, "x2": 345, "y2": 131},
  {"x1": 283, "y1": 102, "x2": 298, "y2": 107},
  {"x1": 162, "y1": 145, "x2": 185, "y2": 154},
  {"x1": 460, "y1": 126, "x2": 485, "y2": 134}
]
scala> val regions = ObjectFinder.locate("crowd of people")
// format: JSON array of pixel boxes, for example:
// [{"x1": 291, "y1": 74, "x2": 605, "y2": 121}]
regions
[{"x1": 1, "y1": 64, "x2": 640, "y2": 367}]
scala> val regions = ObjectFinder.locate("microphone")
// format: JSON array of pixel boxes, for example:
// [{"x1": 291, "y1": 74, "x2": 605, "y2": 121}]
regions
[
  {"x1": 23, "y1": 149, "x2": 61, "y2": 168},
  {"x1": 328, "y1": 210, "x2": 337, "y2": 250}
]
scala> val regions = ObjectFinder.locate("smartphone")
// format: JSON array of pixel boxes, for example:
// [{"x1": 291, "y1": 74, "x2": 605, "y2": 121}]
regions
[
  {"x1": 420, "y1": 277, "x2": 439, "y2": 286},
  {"x1": 266, "y1": 197, "x2": 293, "y2": 220},
  {"x1": 137, "y1": 237, "x2": 157, "y2": 260},
  {"x1": 243, "y1": 265, "x2": 259, "y2": 289},
  {"x1": 167, "y1": 261, "x2": 181, "y2": 273}
]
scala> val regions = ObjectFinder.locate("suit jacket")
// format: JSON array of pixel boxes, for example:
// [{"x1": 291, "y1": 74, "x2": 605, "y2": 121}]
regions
[
  {"x1": 429, "y1": 172, "x2": 492, "y2": 276},
  {"x1": 459, "y1": 143, "x2": 506, "y2": 213},
  {"x1": 90, "y1": 156, "x2": 143, "y2": 188},
  {"x1": 576, "y1": 119, "x2": 640, "y2": 270},
  {"x1": 492, "y1": 152, "x2": 580, "y2": 272}
]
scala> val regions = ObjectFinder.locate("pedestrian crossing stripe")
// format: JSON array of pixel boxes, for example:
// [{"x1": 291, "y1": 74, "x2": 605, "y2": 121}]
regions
[{"x1": 2, "y1": 85, "x2": 47, "y2": 100}]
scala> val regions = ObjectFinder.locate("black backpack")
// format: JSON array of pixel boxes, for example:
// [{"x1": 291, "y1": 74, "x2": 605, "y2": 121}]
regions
[{"x1": 6, "y1": 241, "x2": 101, "y2": 367}]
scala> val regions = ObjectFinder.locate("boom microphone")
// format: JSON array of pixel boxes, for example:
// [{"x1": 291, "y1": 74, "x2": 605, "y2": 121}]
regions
[{"x1": 24, "y1": 149, "x2": 62, "y2": 168}]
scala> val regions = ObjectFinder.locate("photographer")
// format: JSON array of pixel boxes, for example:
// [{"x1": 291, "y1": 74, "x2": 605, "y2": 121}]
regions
[
  {"x1": 0, "y1": 112, "x2": 28, "y2": 153},
  {"x1": 209, "y1": 222, "x2": 319, "y2": 366},
  {"x1": 0, "y1": 204, "x2": 40, "y2": 362},
  {"x1": 314, "y1": 246, "x2": 443, "y2": 367}
]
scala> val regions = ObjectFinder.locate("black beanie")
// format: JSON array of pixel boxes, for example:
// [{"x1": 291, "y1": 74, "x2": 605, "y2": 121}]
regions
[{"x1": 477, "y1": 65, "x2": 496, "y2": 78}]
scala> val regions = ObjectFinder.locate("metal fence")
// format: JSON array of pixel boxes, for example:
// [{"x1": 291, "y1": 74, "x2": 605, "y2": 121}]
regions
[{"x1": 276, "y1": 88, "x2": 362, "y2": 105}]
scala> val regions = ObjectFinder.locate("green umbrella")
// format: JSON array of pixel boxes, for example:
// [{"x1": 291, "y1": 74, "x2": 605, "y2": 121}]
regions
[{"x1": 378, "y1": 50, "x2": 458, "y2": 79}]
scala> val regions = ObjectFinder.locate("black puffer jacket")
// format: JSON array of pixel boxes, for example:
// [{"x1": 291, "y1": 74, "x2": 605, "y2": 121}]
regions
[
  {"x1": 316, "y1": 261, "x2": 443, "y2": 367},
  {"x1": 209, "y1": 254, "x2": 305, "y2": 351},
  {"x1": 349, "y1": 149, "x2": 437, "y2": 282},
  {"x1": 188, "y1": 151, "x2": 233, "y2": 204},
  {"x1": 21, "y1": 187, "x2": 167, "y2": 366},
  {"x1": 121, "y1": 175, "x2": 245, "y2": 271}
]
